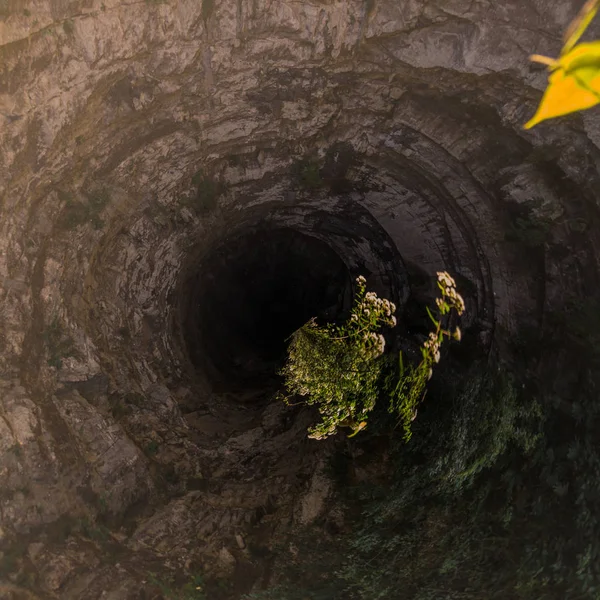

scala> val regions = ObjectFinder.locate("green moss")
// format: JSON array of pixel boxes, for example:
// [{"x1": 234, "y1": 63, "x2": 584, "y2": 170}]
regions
[
  {"x1": 58, "y1": 188, "x2": 110, "y2": 231},
  {"x1": 546, "y1": 297, "x2": 600, "y2": 360},
  {"x1": 88, "y1": 188, "x2": 110, "y2": 219},
  {"x1": 255, "y1": 360, "x2": 552, "y2": 600},
  {"x1": 23, "y1": 8, "x2": 31, "y2": 17},
  {"x1": 63, "y1": 19, "x2": 74, "y2": 35},
  {"x1": 504, "y1": 202, "x2": 551, "y2": 248},
  {"x1": 191, "y1": 169, "x2": 205, "y2": 186},
  {"x1": 149, "y1": 572, "x2": 207, "y2": 600},
  {"x1": 226, "y1": 154, "x2": 244, "y2": 167},
  {"x1": 43, "y1": 316, "x2": 78, "y2": 369},
  {"x1": 505, "y1": 216, "x2": 550, "y2": 247},
  {"x1": 97, "y1": 494, "x2": 109, "y2": 514},
  {"x1": 291, "y1": 157, "x2": 324, "y2": 190},
  {"x1": 79, "y1": 516, "x2": 110, "y2": 542},
  {"x1": 145, "y1": 440, "x2": 160, "y2": 456},
  {"x1": 8, "y1": 443, "x2": 23, "y2": 457},
  {"x1": 183, "y1": 169, "x2": 224, "y2": 213},
  {"x1": 109, "y1": 397, "x2": 133, "y2": 420},
  {"x1": 124, "y1": 391, "x2": 145, "y2": 407}
]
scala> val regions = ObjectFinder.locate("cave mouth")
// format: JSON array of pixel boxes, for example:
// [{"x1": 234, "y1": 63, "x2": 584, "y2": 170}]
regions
[{"x1": 183, "y1": 226, "x2": 352, "y2": 390}]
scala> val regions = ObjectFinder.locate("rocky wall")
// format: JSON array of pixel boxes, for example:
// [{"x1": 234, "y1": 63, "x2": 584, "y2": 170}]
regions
[{"x1": 0, "y1": 0, "x2": 599, "y2": 597}]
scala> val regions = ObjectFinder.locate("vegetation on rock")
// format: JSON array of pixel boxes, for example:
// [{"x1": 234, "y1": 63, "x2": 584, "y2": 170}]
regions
[
  {"x1": 249, "y1": 286, "x2": 600, "y2": 600},
  {"x1": 280, "y1": 272, "x2": 464, "y2": 440},
  {"x1": 43, "y1": 316, "x2": 78, "y2": 369},
  {"x1": 526, "y1": 0, "x2": 600, "y2": 127}
]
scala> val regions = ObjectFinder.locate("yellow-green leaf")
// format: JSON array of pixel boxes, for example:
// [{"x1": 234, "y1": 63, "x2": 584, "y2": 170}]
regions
[
  {"x1": 563, "y1": 0, "x2": 600, "y2": 55},
  {"x1": 560, "y1": 40, "x2": 600, "y2": 74},
  {"x1": 525, "y1": 42, "x2": 600, "y2": 128}
]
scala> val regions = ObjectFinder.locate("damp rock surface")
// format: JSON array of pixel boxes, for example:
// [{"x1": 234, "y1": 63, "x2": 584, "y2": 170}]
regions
[{"x1": 0, "y1": 0, "x2": 600, "y2": 598}]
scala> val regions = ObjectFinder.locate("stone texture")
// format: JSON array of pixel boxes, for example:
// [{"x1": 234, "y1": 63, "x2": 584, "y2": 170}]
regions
[{"x1": 0, "y1": 0, "x2": 599, "y2": 597}]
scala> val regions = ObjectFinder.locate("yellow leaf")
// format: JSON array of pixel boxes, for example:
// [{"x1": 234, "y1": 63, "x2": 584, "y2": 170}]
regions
[
  {"x1": 525, "y1": 42, "x2": 600, "y2": 129},
  {"x1": 563, "y1": 0, "x2": 600, "y2": 55},
  {"x1": 525, "y1": 70, "x2": 599, "y2": 128},
  {"x1": 560, "y1": 41, "x2": 600, "y2": 74}
]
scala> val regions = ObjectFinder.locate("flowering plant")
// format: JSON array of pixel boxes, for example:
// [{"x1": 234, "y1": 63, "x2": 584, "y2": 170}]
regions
[
  {"x1": 387, "y1": 271, "x2": 464, "y2": 441},
  {"x1": 280, "y1": 272, "x2": 464, "y2": 440},
  {"x1": 279, "y1": 275, "x2": 396, "y2": 439}
]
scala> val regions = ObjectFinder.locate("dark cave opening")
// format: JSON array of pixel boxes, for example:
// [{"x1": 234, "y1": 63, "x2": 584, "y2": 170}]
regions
[{"x1": 183, "y1": 227, "x2": 351, "y2": 389}]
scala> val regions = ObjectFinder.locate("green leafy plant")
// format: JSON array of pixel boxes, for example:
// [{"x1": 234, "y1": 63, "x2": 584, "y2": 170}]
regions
[
  {"x1": 43, "y1": 316, "x2": 78, "y2": 369},
  {"x1": 387, "y1": 271, "x2": 465, "y2": 441},
  {"x1": 526, "y1": 0, "x2": 600, "y2": 128},
  {"x1": 280, "y1": 272, "x2": 464, "y2": 440},
  {"x1": 149, "y1": 573, "x2": 206, "y2": 600},
  {"x1": 291, "y1": 157, "x2": 324, "y2": 190},
  {"x1": 280, "y1": 275, "x2": 395, "y2": 439}
]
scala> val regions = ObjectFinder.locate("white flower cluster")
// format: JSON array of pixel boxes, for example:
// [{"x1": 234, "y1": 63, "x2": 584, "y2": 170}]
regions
[
  {"x1": 424, "y1": 332, "x2": 441, "y2": 363},
  {"x1": 280, "y1": 271, "x2": 466, "y2": 443},
  {"x1": 365, "y1": 331, "x2": 386, "y2": 355},
  {"x1": 437, "y1": 271, "x2": 456, "y2": 287},
  {"x1": 348, "y1": 277, "x2": 399, "y2": 358},
  {"x1": 436, "y1": 271, "x2": 465, "y2": 315},
  {"x1": 359, "y1": 288, "x2": 396, "y2": 322}
]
